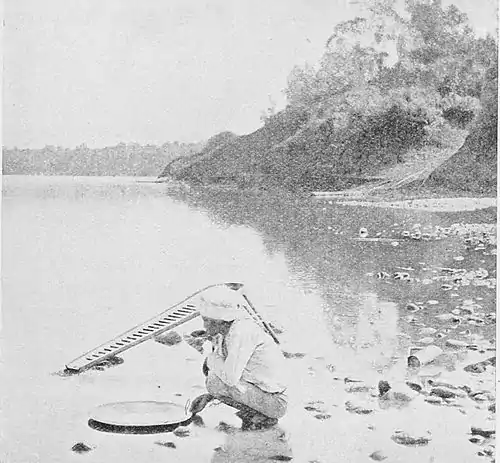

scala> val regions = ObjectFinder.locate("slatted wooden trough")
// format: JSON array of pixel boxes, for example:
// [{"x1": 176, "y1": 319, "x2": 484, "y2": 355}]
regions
[
  {"x1": 65, "y1": 283, "x2": 240, "y2": 373},
  {"x1": 65, "y1": 282, "x2": 278, "y2": 374}
]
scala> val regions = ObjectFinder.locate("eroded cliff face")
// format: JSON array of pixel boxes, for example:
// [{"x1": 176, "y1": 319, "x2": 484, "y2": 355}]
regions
[
  {"x1": 159, "y1": 109, "x2": 309, "y2": 187},
  {"x1": 158, "y1": 105, "x2": 434, "y2": 192},
  {"x1": 428, "y1": 60, "x2": 498, "y2": 194}
]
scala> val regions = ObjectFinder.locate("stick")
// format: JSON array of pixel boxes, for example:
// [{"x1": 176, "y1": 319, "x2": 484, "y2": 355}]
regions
[{"x1": 240, "y1": 293, "x2": 280, "y2": 345}]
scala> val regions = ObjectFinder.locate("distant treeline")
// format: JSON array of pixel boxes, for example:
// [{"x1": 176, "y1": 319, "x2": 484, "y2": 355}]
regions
[{"x1": 2, "y1": 141, "x2": 205, "y2": 176}]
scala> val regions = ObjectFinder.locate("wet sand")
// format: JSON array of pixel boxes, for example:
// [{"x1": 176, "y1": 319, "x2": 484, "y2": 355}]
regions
[{"x1": 337, "y1": 197, "x2": 497, "y2": 212}]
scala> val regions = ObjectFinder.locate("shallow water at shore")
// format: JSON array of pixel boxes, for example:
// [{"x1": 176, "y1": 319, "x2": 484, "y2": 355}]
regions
[{"x1": 1, "y1": 176, "x2": 496, "y2": 463}]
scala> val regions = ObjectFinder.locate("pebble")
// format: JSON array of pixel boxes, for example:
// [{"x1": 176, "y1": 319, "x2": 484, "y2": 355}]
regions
[
  {"x1": 470, "y1": 393, "x2": 488, "y2": 402},
  {"x1": 269, "y1": 323, "x2": 285, "y2": 335},
  {"x1": 379, "y1": 390, "x2": 414, "y2": 405},
  {"x1": 155, "y1": 441, "x2": 177, "y2": 449},
  {"x1": 345, "y1": 401, "x2": 374, "y2": 415},
  {"x1": 428, "y1": 379, "x2": 466, "y2": 390},
  {"x1": 430, "y1": 387, "x2": 462, "y2": 399},
  {"x1": 346, "y1": 385, "x2": 372, "y2": 393},
  {"x1": 446, "y1": 339, "x2": 469, "y2": 349},
  {"x1": 406, "y1": 303, "x2": 421, "y2": 312},
  {"x1": 464, "y1": 357, "x2": 495, "y2": 374},
  {"x1": 92, "y1": 356, "x2": 124, "y2": 370},
  {"x1": 470, "y1": 391, "x2": 495, "y2": 402},
  {"x1": 173, "y1": 426, "x2": 190, "y2": 437},
  {"x1": 454, "y1": 256, "x2": 465, "y2": 261},
  {"x1": 283, "y1": 351, "x2": 306, "y2": 359},
  {"x1": 314, "y1": 413, "x2": 332, "y2": 420},
  {"x1": 469, "y1": 436, "x2": 485, "y2": 445},
  {"x1": 425, "y1": 396, "x2": 444, "y2": 405},
  {"x1": 419, "y1": 327, "x2": 438, "y2": 336},
  {"x1": 467, "y1": 316, "x2": 485, "y2": 324},
  {"x1": 427, "y1": 300, "x2": 439, "y2": 305},
  {"x1": 344, "y1": 377, "x2": 364, "y2": 384},
  {"x1": 391, "y1": 430, "x2": 432, "y2": 446},
  {"x1": 478, "y1": 448, "x2": 495, "y2": 457},
  {"x1": 369, "y1": 450, "x2": 388, "y2": 461},
  {"x1": 359, "y1": 228, "x2": 368, "y2": 238},
  {"x1": 304, "y1": 403, "x2": 326, "y2": 413},
  {"x1": 471, "y1": 427, "x2": 495, "y2": 438},
  {"x1": 71, "y1": 443, "x2": 93, "y2": 453},
  {"x1": 155, "y1": 331, "x2": 183, "y2": 346},
  {"x1": 405, "y1": 382, "x2": 423, "y2": 393},
  {"x1": 464, "y1": 363, "x2": 486, "y2": 373}
]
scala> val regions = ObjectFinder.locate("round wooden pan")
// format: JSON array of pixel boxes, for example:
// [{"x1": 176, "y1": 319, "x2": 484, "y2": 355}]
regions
[{"x1": 88, "y1": 401, "x2": 193, "y2": 434}]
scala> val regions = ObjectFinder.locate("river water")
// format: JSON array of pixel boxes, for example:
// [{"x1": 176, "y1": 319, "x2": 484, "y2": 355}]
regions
[{"x1": 1, "y1": 175, "x2": 496, "y2": 463}]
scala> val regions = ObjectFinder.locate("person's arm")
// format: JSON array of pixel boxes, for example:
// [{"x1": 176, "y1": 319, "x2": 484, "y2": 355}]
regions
[{"x1": 210, "y1": 325, "x2": 256, "y2": 388}]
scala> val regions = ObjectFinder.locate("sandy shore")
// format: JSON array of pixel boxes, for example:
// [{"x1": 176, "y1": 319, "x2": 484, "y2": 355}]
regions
[{"x1": 335, "y1": 197, "x2": 497, "y2": 212}]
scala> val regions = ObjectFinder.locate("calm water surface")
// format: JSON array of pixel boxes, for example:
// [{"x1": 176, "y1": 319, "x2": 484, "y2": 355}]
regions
[{"x1": 1, "y1": 176, "x2": 496, "y2": 463}]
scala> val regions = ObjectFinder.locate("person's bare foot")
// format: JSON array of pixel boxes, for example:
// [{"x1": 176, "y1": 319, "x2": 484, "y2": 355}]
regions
[{"x1": 236, "y1": 410, "x2": 278, "y2": 431}]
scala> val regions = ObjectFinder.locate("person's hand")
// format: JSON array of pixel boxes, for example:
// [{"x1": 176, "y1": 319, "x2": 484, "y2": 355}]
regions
[
  {"x1": 202, "y1": 357, "x2": 210, "y2": 377},
  {"x1": 211, "y1": 334, "x2": 224, "y2": 355},
  {"x1": 189, "y1": 393, "x2": 214, "y2": 415}
]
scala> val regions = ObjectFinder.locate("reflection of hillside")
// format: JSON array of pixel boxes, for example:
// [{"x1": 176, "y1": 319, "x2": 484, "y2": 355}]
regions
[
  {"x1": 166, "y1": 188, "x2": 498, "y2": 371},
  {"x1": 165, "y1": 189, "x2": 447, "y2": 306}
]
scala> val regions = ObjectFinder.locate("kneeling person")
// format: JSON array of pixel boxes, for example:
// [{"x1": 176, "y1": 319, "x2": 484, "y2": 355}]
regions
[{"x1": 189, "y1": 286, "x2": 288, "y2": 429}]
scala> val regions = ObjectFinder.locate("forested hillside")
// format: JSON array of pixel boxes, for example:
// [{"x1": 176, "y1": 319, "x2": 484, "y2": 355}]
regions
[
  {"x1": 3, "y1": 141, "x2": 204, "y2": 176},
  {"x1": 161, "y1": 0, "x2": 497, "y2": 193}
]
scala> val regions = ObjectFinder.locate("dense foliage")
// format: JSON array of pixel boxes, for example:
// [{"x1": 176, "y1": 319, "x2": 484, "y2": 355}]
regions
[
  {"x1": 158, "y1": 1, "x2": 496, "y2": 193},
  {"x1": 283, "y1": 0, "x2": 497, "y2": 152},
  {"x1": 2, "y1": 141, "x2": 204, "y2": 176}
]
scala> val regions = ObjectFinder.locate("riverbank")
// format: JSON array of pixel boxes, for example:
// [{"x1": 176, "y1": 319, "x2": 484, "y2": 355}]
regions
[
  {"x1": 332, "y1": 197, "x2": 497, "y2": 213},
  {"x1": 160, "y1": 176, "x2": 497, "y2": 213}
]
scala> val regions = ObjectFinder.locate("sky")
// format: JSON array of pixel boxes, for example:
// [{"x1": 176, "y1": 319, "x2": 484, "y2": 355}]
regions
[{"x1": 3, "y1": 0, "x2": 498, "y2": 149}]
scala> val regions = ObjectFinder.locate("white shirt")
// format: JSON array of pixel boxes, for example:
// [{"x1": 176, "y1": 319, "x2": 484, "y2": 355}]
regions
[{"x1": 206, "y1": 318, "x2": 287, "y2": 393}]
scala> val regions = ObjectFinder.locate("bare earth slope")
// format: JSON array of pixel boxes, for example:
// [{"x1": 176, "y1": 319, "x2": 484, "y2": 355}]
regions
[
  {"x1": 427, "y1": 63, "x2": 498, "y2": 195},
  {"x1": 159, "y1": 65, "x2": 497, "y2": 196}
]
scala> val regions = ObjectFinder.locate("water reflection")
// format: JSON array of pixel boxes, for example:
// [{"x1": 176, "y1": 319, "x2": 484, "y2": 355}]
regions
[
  {"x1": 162, "y1": 188, "x2": 452, "y2": 358},
  {"x1": 210, "y1": 427, "x2": 292, "y2": 463},
  {"x1": 352, "y1": 293, "x2": 399, "y2": 372}
]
